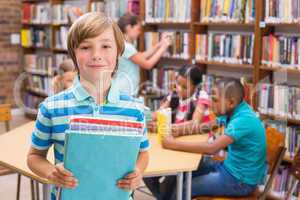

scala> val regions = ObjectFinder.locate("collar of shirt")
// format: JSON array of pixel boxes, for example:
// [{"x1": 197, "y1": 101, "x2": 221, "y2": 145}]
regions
[{"x1": 71, "y1": 75, "x2": 120, "y2": 104}]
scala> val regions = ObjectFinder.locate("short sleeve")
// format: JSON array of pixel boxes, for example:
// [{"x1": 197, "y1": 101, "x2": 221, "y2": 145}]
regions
[
  {"x1": 139, "y1": 113, "x2": 150, "y2": 152},
  {"x1": 122, "y1": 42, "x2": 138, "y2": 59},
  {"x1": 31, "y1": 102, "x2": 53, "y2": 150},
  {"x1": 225, "y1": 118, "x2": 251, "y2": 141}
]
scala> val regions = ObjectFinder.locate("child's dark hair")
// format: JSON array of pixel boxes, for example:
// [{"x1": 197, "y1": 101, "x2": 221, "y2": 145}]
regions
[
  {"x1": 117, "y1": 12, "x2": 140, "y2": 33},
  {"x1": 215, "y1": 78, "x2": 245, "y2": 104},
  {"x1": 178, "y1": 64, "x2": 205, "y2": 86}
]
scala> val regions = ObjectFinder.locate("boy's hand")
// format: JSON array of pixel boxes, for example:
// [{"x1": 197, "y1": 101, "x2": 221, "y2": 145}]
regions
[
  {"x1": 117, "y1": 168, "x2": 142, "y2": 191},
  {"x1": 162, "y1": 134, "x2": 177, "y2": 149},
  {"x1": 47, "y1": 164, "x2": 78, "y2": 188}
]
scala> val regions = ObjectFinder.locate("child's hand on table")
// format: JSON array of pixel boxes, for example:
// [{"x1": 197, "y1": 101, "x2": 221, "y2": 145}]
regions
[
  {"x1": 162, "y1": 134, "x2": 177, "y2": 149},
  {"x1": 47, "y1": 163, "x2": 78, "y2": 188},
  {"x1": 117, "y1": 168, "x2": 142, "y2": 191}
]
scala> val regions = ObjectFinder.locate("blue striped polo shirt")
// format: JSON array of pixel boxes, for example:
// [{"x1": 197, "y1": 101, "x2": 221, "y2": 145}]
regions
[{"x1": 31, "y1": 76, "x2": 150, "y2": 200}]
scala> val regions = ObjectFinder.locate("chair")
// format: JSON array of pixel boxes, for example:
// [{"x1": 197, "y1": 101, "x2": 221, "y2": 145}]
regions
[
  {"x1": 193, "y1": 127, "x2": 286, "y2": 200},
  {"x1": 285, "y1": 149, "x2": 300, "y2": 200},
  {"x1": 0, "y1": 104, "x2": 39, "y2": 200}
]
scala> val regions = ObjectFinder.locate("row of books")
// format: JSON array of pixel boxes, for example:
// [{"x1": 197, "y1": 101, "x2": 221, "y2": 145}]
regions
[
  {"x1": 265, "y1": 0, "x2": 300, "y2": 23},
  {"x1": 266, "y1": 119, "x2": 300, "y2": 159},
  {"x1": 145, "y1": 0, "x2": 191, "y2": 23},
  {"x1": 258, "y1": 83, "x2": 300, "y2": 120},
  {"x1": 267, "y1": 166, "x2": 300, "y2": 199},
  {"x1": 24, "y1": 54, "x2": 53, "y2": 75},
  {"x1": 21, "y1": 28, "x2": 51, "y2": 48},
  {"x1": 22, "y1": 2, "x2": 86, "y2": 25},
  {"x1": 27, "y1": 75, "x2": 52, "y2": 96},
  {"x1": 23, "y1": 93, "x2": 43, "y2": 113},
  {"x1": 262, "y1": 35, "x2": 300, "y2": 69},
  {"x1": 22, "y1": 3, "x2": 52, "y2": 24},
  {"x1": 199, "y1": 0, "x2": 255, "y2": 23},
  {"x1": 144, "y1": 32, "x2": 190, "y2": 59},
  {"x1": 195, "y1": 32, "x2": 254, "y2": 64},
  {"x1": 90, "y1": 0, "x2": 140, "y2": 21},
  {"x1": 151, "y1": 68, "x2": 177, "y2": 94}
]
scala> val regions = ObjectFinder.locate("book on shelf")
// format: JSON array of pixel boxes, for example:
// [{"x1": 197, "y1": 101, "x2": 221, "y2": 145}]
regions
[
  {"x1": 52, "y1": 4, "x2": 69, "y2": 25},
  {"x1": 258, "y1": 83, "x2": 300, "y2": 120},
  {"x1": 145, "y1": 0, "x2": 191, "y2": 23},
  {"x1": 54, "y1": 26, "x2": 69, "y2": 50},
  {"x1": 21, "y1": 27, "x2": 51, "y2": 48},
  {"x1": 199, "y1": 0, "x2": 255, "y2": 23},
  {"x1": 265, "y1": 0, "x2": 300, "y2": 24},
  {"x1": 24, "y1": 54, "x2": 53, "y2": 75},
  {"x1": 144, "y1": 31, "x2": 189, "y2": 59},
  {"x1": 23, "y1": 93, "x2": 44, "y2": 113},
  {"x1": 53, "y1": 54, "x2": 69, "y2": 70},
  {"x1": 265, "y1": 165, "x2": 300, "y2": 199},
  {"x1": 27, "y1": 75, "x2": 52, "y2": 96},
  {"x1": 262, "y1": 34, "x2": 300, "y2": 69},
  {"x1": 195, "y1": 32, "x2": 254, "y2": 65},
  {"x1": 91, "y1": 0, "x2": 134, "y2": 21},
  {"x1": 22, "y1": 3, "x2": 52, "y2": 24}
]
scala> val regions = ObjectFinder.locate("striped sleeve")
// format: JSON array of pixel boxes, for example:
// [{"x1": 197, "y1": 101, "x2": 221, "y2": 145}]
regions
[
  {"x1": 139, "y1": 108, "x2": 150, "y2": 152},
  {"x1": 31, "y1": 102, "x2": 53, "y2": 150}
]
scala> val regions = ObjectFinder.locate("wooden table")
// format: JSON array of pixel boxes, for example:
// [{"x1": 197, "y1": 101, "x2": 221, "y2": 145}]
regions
[{"x1": 0, "y1": 121, "x2": 207, "y2": 200}]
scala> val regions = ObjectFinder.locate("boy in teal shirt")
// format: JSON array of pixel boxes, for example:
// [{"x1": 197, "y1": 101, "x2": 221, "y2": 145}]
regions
[{"x1": 163, "y1": 78, "x2": 266, "y2": 198}]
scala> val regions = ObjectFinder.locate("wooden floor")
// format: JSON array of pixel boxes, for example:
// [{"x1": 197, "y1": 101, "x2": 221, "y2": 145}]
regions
[{"x1": 0, "y1": 114, "x2": 155, "y2": 200}]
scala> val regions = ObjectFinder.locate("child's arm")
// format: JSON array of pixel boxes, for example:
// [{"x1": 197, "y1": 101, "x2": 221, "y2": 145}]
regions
[
  {"x1": 162, "y1": 134, "x2": 233, "y2": 155},
  {"x1": 141, "y1": 42, "x2": 162, "y2": 59},
  {"x1": 117, "y1": 151, "x2": 149, "y2": 190},
  {"x1": 130, "y1": 39, "x2": 171, "y2": 70},
  {"x1": 141, "y1": 33, "x2": 172, "y2": 59},
  {"x1": 171, "y1": 119, "x2": 217, "y2": 137},
  {"x1": 27, "y1": 147, "x2": 78, "y2": 188}
]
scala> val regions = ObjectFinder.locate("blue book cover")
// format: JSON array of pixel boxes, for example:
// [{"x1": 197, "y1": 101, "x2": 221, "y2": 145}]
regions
[{"x1": 60, "y1": 130, "x2": 142, "y2": 200}]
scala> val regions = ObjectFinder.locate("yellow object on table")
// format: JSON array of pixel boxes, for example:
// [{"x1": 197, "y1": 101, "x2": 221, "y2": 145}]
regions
[{"x1": 156, "y1": 108, "x2": 171, "y2": 143}]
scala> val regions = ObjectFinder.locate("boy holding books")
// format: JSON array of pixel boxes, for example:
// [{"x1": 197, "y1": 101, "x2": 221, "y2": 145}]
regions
[
  {"x1": 162, "y1": 78, "x2": 266, "y2": 199},
  {"x1": 27, "y1": 12, "x2": 149, "y2": 200}
]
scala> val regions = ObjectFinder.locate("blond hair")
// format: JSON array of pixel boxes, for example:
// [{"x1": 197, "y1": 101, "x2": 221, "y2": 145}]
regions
[
  {"x1": 58, "y1": 59, "x2": 75, "y2": 73},
  {"x1": 67, "y1": 12, "x2": 125, "y2": 72}
]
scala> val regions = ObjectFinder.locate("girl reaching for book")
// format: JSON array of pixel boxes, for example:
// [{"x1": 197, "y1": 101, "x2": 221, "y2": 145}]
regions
[{"x1": 116, "y1": 12, "x2": 172, "y2": 96}]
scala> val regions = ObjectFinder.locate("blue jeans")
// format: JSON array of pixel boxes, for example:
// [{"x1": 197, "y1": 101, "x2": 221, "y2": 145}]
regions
[
  {"x1": 144, "y1": 157, "x2": 256, "y2": 200},
  {"x1": 188, "y1": 157, "x2": 256, "y2": 198}
]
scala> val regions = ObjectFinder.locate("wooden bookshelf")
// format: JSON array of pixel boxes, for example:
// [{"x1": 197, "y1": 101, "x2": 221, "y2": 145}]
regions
[
  {"x1": 260, "y1": 113, "x2": 300, "y2": 126},
  {"x1": 196, "y1": 60, "x2": 254, "y2": 69},
  {"x1": 140, "y1": 0, "x2": 300, "y2": 197},
  {"x1": 260, "y1": 65, "x2": 300, "y2": 73},
  {"x1": 139, "y1": 0, "x2": 258, "y2": 105},
  {"x1": 193, "y1": 22, "x2": 255, "y2": 27}
]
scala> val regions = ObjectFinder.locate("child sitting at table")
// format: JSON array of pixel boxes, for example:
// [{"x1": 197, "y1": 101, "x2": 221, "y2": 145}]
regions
[
  {"x1": 144, "y1": 64, "x2": 215, "y2": 200},
  {"x1": 162, "y1": 78, "x2": 266, "y2": 199}
]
